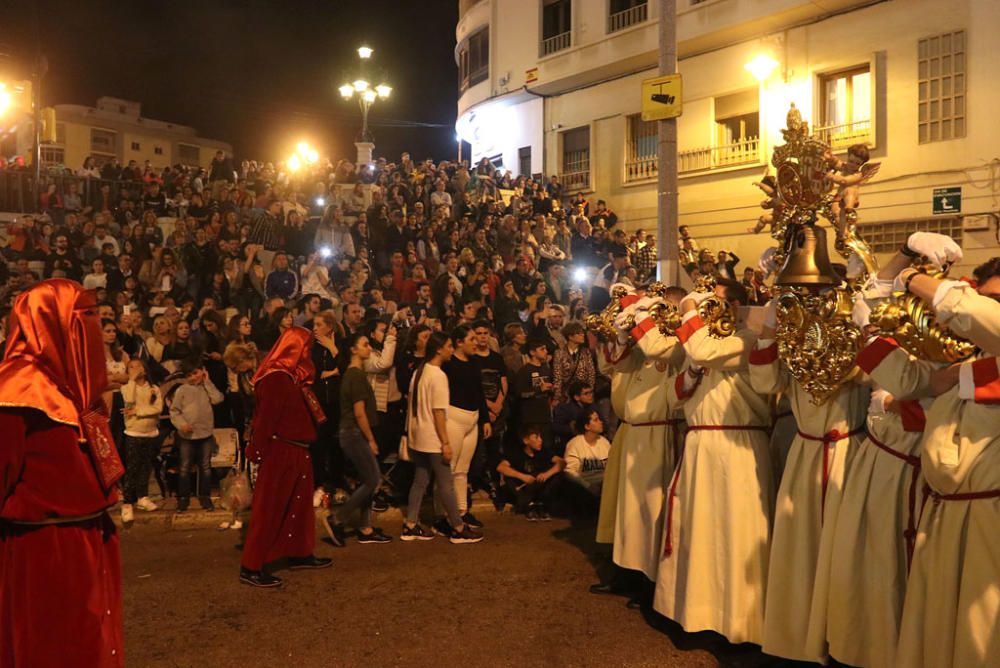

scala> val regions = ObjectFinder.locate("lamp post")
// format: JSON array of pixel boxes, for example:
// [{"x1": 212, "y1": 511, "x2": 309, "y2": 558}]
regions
[{"x1": 339, "y1": 46, "x2": 391, "y2": 167}]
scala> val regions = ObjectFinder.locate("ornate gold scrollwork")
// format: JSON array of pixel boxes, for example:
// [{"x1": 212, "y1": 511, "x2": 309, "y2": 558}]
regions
[
  {"x1": 774, "y1": 286, "x2": 863, "y2": 405},
  {"x1": 584, "y1": 284, "x2": 631, "y2": 342},
  {"x1": 692, "y1": 276, "x2": 737, "y2": 340}
]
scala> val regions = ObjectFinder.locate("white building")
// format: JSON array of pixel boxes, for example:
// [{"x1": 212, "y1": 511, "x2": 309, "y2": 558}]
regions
[
  {"x1": 13, "y1": 96, "x2": 232, "y2": 171},
  {"x1": 455, "y1": 0, "x2": 1000, "y2": 275}
]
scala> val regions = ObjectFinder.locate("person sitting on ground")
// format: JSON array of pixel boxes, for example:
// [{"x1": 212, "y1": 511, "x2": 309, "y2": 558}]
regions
[
  {"x1": 563, "y1": 408, "x2": 610, "y2": 499},
  {"x1": 552, "y1": 380, "x2": 595, "y2": 456},
  {"x1": 496, "y1": 426, "x2": 565, "y2": 521}
]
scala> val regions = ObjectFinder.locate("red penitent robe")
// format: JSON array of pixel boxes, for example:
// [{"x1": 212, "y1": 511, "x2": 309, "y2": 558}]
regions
[
  {"x1": 241, "y1": 372, "x2": 320, "y2": 571},
  {"x1": 0, "y1": 409, "x2": 123, "y2": 668}
]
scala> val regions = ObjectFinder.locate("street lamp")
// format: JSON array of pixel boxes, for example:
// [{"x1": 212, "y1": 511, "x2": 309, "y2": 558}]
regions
[
  {"x1": 745, "y1": 54, "x2": 779, "y2": 82},
  {"x1": 339, "y1": 45, "x2": 391, "y2": 158},
  {"x1": 0, "y1": 83, "x2": 11, "y2": 117}
]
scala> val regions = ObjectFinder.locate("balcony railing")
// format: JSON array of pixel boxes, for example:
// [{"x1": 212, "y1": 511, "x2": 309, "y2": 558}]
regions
[
  {"x1": 541, "y1": 31, "x2": 571, "y2": 56},
  {"x1": 813, "y1": 119, "x2": 872, "y2": 149},
  {"x1": 625, "y1": 155, "x2": 658, "y2": 182},
  {"x1": 678, "y1": 136, "x2": 760, "y2": 173},
  {"x1": 609, "y1": 3, "x2": 648, "y2": 32},
  {"x1": 560, "y1": 154, "x2": 590, "y2": 191}
]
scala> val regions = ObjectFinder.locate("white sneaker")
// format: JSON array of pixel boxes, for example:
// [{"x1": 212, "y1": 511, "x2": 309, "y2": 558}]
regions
[
  {"x1": 135, "y1": 497, "x2": 159, "y2": 512},
  {"x1": 121, "y1": 504, "x2": 134, "y2": 524},
  {"x1": 313, "y1": 488, "x2": 326, "y2": 508},
  {"x1": 230, "y1": 519, "x2": 243, "y2": 530}
]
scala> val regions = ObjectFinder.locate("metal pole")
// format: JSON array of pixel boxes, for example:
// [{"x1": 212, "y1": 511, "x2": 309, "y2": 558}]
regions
[
  {"x1": 32, "y1": 61, "x2": 42, "y2": 213},
  {"x1": 657, "y1": 0, "x2": 679, "y2": 284}
]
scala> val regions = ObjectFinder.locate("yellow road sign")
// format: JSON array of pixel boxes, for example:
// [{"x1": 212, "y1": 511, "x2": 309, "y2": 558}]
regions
[{"x1": 641, "y1": 74, "x2": 682, "y2": 121}]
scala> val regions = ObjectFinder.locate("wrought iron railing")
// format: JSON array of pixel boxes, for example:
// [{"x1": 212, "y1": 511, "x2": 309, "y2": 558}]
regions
[
  {"x1": 608, "y1": 3, "x2": 648, "y2": 32},
  {"x1": 678, "y1": 136, "x2": 760, "y2": 173},
  {"x1": 625, "y1": 156, "x2": 658, "y2": 182},
  {"x1": 541, "y1": 31, "x2": 571, "y2": 56},
  {"x1": 813, "y1": 119, "x2": 872, "y2": 149}
]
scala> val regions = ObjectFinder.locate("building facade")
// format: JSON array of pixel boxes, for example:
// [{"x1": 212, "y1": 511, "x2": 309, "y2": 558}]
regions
[
  {"x1": 455, "y1": 0, "x2": 1000, "y2": 275},
  {"x1": 13, "y1": 96, "x2": 232, "y2": 171}
]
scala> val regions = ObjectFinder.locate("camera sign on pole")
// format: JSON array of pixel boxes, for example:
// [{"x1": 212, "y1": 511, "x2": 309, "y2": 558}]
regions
[{"x1": 641, "y1": 74, "x2": 683, "y2": 121}]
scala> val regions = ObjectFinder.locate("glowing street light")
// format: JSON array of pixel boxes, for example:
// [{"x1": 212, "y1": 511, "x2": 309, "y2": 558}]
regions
[
  {"x1": 0, "y1": 83, "x2": 11, "y2": 117},
  {"x1": 339, "y1": 45, "x2": 392, "y2": 144},
  {"x1": 745, "y1": 54, "x2": 779, "y2": 82}
]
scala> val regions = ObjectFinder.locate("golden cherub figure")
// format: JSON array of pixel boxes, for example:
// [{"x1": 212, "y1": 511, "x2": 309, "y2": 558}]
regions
[
  {"x1": 828, "y1": 143, "x2": 880, "y2": 234},
  {"x1": 749, "y1": 175, "x2": 782, "y2": 234}
]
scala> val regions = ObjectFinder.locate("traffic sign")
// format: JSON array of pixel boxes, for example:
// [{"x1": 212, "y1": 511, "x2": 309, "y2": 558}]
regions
[
  {"x1": 641, "y1": 74, "x2": 683, "y2": 122},
  {"x1": 932, "y1": 187, "x2": 961, "y2": 215}
]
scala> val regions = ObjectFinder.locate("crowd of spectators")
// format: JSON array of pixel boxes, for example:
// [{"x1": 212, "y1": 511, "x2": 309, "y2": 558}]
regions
[{"x1": 0, "y1": 147, "x2": 760, "y2": 536}]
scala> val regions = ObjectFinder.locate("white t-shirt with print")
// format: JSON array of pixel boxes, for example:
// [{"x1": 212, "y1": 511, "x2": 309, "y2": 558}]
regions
[{"x1": 564, "y1": 434, "x2": 610, "y2": 487}]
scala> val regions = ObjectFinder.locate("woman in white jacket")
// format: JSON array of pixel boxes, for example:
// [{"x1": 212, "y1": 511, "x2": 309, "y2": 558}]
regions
[{"x1": 120, "y1": 359, "x2": 164, "y2": 523}]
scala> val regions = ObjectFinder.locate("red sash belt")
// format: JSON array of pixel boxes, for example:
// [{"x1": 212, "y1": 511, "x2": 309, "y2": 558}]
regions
[
  {"x1": 866, "y1": 429, "x2": 922, "y2": 570},
  {"x1": 797, "y1": 425, "x2": 865, "y2": 525},
  {"x1": 662, "y1": 424, "x2": 770, "y2": 559},
  {"x1": 922, "y1": 485, "x2": 1000, "y2": 506}
]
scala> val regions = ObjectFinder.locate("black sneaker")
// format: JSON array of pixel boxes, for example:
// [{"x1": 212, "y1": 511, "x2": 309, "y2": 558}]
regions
[
  {"x1": 449, "y1": 525, "x2": 484, "y2": 544},
  {"x1": 199, "y1": 497, "x2": 215, "y2": 511},
  {"x1": 320, "y1": 515, "x2": 347, "y2": 548},
  {"x1": 239, "y1": 567, "x2": 282, "y2": 588},
  {"x1": 536, "y1": 505, "x2": 552, "y2": 521},
  {"x1": 461, "y1": 512, "x2": 483, "y2": 528},
  {"x1": 287, "y1": 555, "x2": 333, "y2": 570},
  {"x1": 432, "y1": 517, "x2": 453, "y2": 538},
  {"x1": 371, "y1": 491, "x2": 391, "y2": 513},
  {"x1": 357, "y1": 528, "x2": 392, "y2": 544},
  {"x1": 525, "y1": 507, "x2": 539, "y2": 521},
  {"x1": 176, "y1": 497, "x2": 189, "y2": 513},
  {"x1": 401, "y1": 524, "x2": 435, "y2": 541}
]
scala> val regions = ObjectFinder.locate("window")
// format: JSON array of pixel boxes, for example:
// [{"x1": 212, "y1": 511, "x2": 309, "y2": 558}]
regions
[
  {"x1": 40, "y1": 146, "x2": 65, "y2": 167},
  {"x1": 518, "y1": 146, "x2": 532, "y2": 177},
  {"x1": 542, "y1": 0, "x2": 572, "y2": 56},
  {"x1": 625, "y1": 114, "x2": 657, "y2": 182},
  {"x1": 178, "y1": 143, "x2": 201, "y2": 165},
  {"x1": 560, "y1": 126, "x2": 590, "y2": 191},
  {"x1": 678, "y1": 90, "x2": 761, "y2": 172},
  {"x1": 918, "y1": 30, "x2": 966, "y2": 143},
  {"x1": 609, "y1": 0, "x2": 647, "y2": 33},
  {"x1": 858, "y1": 217, "x2": 962, "y2": 253},
  {"x1": 154, "y1": 146, "x2": 163, "y2": 155},
  {"x1": 458, "y1": 28, "x2": 489, "y2": 93},
  {"x1": 91, "y1": 128, "x2": 116, "y2": 153},
  {"x1": 817, "y1": 65, "x2": 871, "y2": 148},
  {"x1": 131, "y1": 141, "x2": 141, "y2": 151}
]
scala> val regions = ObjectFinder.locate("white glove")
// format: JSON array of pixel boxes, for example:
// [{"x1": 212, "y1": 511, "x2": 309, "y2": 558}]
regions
[
  {"x1": 852, "y1": 293, "x2": 872, "y2": 329},
  {"x1": 612, "y1": 303, "x2": 639, "y2": 331},
  {"x1": 862, "y1": 275, "x2": 894, "y2": 301},
  {"x1": 633, "y1": 294, "x2": 662, "y2": 315},
  {"x1": 763, "y1": 299, "x2": 777, "y2": 329},
  {"x1": 758, "y1": 247, "x2": 778, "y2": 276},
  {"x1": 846, "y1": 253, "x2": 866, "y2": 279},
  {"x1": 906, "y1": 232, "x2": 963, "y2": 270},
  {"x1": 868, "y1": 388, "x2": 891, "y2": 416},
  {"x1": 892, "y1": 267, "x2": 919, "y2": 294}
]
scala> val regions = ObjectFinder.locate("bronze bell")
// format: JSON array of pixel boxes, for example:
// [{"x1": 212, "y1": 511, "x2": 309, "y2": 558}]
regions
[{"x1": 775, "y1": 222, "x2": 840, "y2": 286}]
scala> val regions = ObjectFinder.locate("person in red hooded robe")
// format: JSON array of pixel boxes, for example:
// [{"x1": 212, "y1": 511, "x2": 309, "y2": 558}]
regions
[
  {"x1": 240, "y1": 326, "x2": 332, "y2": 587},
  {"x1": 0, "y1": 279, "x2": 125, "y2": 668}
]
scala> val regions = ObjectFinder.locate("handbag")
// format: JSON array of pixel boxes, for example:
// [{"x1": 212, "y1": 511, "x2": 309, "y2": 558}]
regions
[{"x1": 399, "y1": 408, "x2": 412, "y2": 462}]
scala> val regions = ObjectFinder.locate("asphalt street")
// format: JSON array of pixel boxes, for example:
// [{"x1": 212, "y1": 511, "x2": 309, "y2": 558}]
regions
[{"x1": 121, "y1": 508, "x2": 797, "y2": 667}]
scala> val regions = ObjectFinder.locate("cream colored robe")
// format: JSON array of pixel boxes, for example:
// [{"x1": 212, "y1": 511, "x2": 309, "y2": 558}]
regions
[
  {"x1": 869, "y1": 283, "x2": 1000, "y2": 668},
  {"x1": 826, "y1": 387, "x2": 927, "y2": 668},
  {"x1": 652, "y1": 312, "x2": 775, "y2": 644},
  {"x1": 595, "y1": 342, "x2": 641, "y2": 545},
  {"x1": 608, "y1": 323, "x2": 684, "y2": 580},
  {"x1": 751, "y1": 339, "x2": 870, "y2": 663}
]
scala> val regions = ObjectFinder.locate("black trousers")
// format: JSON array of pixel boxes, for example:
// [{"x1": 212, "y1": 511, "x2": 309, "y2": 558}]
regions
[{"x1": 502, "y1": 473, "x2": 563, "y2": 514}]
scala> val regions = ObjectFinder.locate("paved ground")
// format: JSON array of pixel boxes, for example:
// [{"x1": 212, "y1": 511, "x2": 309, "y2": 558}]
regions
[{"x1": 121, "y1": 507, "x2": 798, "y2": 668}]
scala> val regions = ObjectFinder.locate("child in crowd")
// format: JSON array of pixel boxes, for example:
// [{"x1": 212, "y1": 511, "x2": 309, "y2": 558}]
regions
[
  {"x1": 169, "y1": 359, "x2": 224, "y2": 511},
  {"x1": 120, "y1": 358, "x2": 164, "y2": 523},
  {"x1": 563, "y1": 408, "x2": 610, "y2": 499},
  {"x1": 496, "y1": 426, "x2": 564, "y2": 521}
]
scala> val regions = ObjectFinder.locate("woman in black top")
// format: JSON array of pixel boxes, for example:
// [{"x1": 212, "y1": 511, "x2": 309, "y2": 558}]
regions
[
  {"x1": 440, "y1": 325, "x2": 491, "y2": 529},
  {"x1": 311, "y1": 310, "x2": 346, "y2": 502},
  {"x1": 396, "y1": 324, "x2": 431, "y2": 402}
]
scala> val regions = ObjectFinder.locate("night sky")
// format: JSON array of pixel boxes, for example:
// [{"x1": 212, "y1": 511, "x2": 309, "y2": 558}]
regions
[{"x1": 3, "y1": 0, "x2": 459, "y2": 164}]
